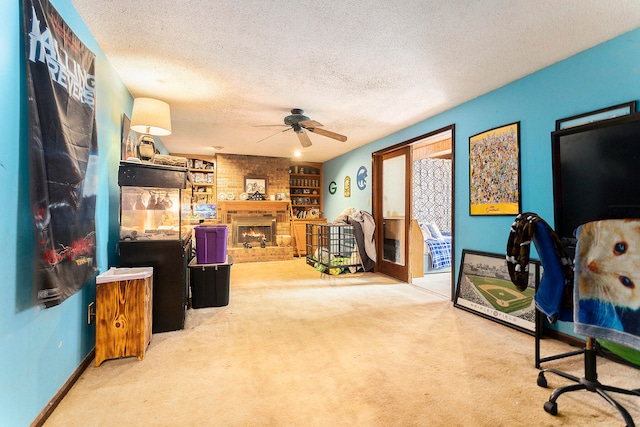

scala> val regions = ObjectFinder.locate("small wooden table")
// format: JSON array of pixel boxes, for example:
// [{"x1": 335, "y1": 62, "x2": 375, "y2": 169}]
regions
[{"x1": 95, "y1": 267, "x2": 153, "y2": 366}]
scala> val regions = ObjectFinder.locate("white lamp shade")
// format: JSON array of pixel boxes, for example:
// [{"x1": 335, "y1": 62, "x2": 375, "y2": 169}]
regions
[{"x1": 130, "y1": 98, "x2": 172, "y2": 136}]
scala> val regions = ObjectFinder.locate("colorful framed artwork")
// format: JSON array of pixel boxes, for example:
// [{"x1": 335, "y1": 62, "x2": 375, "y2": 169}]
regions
[
  {"x1": 454, "y1": 249, "x2": 538, "y2": 335},
  {"x1": 469, "y1": 122, "x2": 521, "y2": 215},
  {"x1": 555, "y1": 101, "x2": 637, "y2": 131}
]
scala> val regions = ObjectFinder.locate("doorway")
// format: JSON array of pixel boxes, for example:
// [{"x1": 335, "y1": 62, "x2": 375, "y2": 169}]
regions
[
  {"x1": 372, "y1": 125, "x2": 455, "y2": 299},
  {"x1": 411, "y1": 127, "x2": 454, "y2": 298}
]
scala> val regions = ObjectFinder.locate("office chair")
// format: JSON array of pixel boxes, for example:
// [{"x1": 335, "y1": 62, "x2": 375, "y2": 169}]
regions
[
  {"x1": 533, "y1": 219, "x2": 640, "y2": 426},
  {"x1": 507, "y1": 216, "x2": 640, "y2": 427}
]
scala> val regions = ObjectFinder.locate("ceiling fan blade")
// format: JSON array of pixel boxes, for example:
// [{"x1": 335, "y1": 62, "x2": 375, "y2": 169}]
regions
[
  {"x1": 255, "y1": 127, "x2": 292, "y2": 143},
  {"x1": 299, "y1": 119, "x2": 323, "y2": 128},
  {"x1": 306, "y1": 127, "x2": 347, "y2": 142},
  {"x1": 295, "y1": 129, "x2": 312, "y2": 148}
]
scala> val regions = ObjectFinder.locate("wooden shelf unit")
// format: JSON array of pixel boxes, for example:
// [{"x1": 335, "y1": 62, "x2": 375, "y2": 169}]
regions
[
  {"x1": 171, "y1": 152, "x2": 217, "y2": 208},
  {"x1": 289, "y1": 161, "x2": 322, "y2": 219},
  {"x1": 289, "y1": 161, "x2": 324, "y2": 255}
]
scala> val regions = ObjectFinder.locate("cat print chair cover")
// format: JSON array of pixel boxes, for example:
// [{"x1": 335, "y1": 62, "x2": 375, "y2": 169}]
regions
[{"x1": 574, "y1": 219, "x2": 640, "y2": 351}]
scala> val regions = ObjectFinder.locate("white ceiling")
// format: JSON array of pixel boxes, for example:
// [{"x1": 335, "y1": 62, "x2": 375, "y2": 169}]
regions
[{"x1": 71, "y1": 0, "x2": 640, "y2": 163}]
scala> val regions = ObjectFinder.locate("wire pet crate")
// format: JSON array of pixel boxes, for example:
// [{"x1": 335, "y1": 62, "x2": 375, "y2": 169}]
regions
[{"x1": 306, "y1": 223, "x2": 360, "y2": 274}]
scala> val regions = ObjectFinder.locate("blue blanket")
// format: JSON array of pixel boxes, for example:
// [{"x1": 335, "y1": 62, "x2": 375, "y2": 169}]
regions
[{"x1": 425, "y1": 237, "x2": 451, "y2": 270}]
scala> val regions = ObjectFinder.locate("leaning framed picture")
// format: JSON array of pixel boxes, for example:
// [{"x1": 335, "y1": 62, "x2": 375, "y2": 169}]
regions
[
  {"x1": 555, "y1": 101, "x2": 637, "y2": 131},
  {"x1": 244, "y1": 176, "x2": 267, "y2": 194},
  {"x1": 454, "y1": 249, "x2": 538, "y2": 335},
  {"x1": 121, "y1": 114, "x2": 137, "y2": 161},
  {"x1": 469, "y1": 122, "x2": 521, "y2": 215}
]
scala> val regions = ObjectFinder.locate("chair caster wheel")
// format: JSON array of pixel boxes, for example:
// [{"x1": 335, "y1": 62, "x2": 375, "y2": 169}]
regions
[
  {"x1": 544, "y1": 401, "x2": 558, "y2": 415},
  {"x1": 537, "y1": 372, "x2": 548, "y2": 388}
]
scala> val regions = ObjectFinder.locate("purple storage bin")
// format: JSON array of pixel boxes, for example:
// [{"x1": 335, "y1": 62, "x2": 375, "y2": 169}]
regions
[{"x1": 195, "y1": 225, "x2": 228, "y2": 264}]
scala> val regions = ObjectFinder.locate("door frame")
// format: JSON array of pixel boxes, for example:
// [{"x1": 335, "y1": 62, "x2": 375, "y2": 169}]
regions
[{"x1": 372, "y1": 124, "x2": 456, "y2": 297}]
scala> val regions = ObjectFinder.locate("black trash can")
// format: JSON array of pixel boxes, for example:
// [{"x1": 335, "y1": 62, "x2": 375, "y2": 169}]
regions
[{"x1": 188, "y1": 256, "x2": 233, "y2": 308}]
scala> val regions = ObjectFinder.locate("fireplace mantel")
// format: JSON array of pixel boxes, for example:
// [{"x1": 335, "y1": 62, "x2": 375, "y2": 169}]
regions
[{"x1": 217, "y1": 200, "x2": 289, "y2": 211}]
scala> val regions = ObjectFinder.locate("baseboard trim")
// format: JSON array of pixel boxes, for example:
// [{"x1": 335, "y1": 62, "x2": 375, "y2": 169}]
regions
[{"x1": 30, "y1": 348, "x2": 95, "y2": 427}]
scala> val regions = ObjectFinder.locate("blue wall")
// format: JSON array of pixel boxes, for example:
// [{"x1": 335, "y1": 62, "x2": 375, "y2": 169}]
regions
[
  {"x1": 0, "y1": 1, "x2": 132, "y2": 425},
  {"x1": 324, "y1": 28, "x2": 640, "y2": 300}
]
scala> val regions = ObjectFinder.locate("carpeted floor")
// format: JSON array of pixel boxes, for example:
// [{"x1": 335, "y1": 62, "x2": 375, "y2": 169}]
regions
[
  {"x1": 412, "y1": 271, "x2": 451, "y2": 299},
  {"x1": 43, "y1": 258, "x2": 640, "y2": 426}
]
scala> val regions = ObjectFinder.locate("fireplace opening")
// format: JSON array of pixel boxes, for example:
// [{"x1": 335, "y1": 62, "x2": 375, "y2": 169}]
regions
[{"x1": 232, "y1": 216, "x2": 277, "y2": 247}]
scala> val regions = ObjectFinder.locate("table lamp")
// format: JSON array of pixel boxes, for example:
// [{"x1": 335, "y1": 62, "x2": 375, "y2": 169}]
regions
[{"x1": 130, "y1": 97, "x2": 172, "y2": 162}]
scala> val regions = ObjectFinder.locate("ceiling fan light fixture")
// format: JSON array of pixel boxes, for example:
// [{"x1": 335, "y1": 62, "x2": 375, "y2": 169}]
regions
[{"x1": 255, "y1": 108, "x2": 347, "y2": 148}]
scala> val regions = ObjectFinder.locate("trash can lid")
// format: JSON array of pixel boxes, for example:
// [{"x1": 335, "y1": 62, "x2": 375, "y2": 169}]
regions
[{"x1": 96, "y1": 267, "x2": 153, "y2": 283}]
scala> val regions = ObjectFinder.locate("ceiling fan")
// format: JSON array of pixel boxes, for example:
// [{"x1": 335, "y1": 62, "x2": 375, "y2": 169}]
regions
[{"x1": 256, "y1": 108, "x2": 347, "y2": 147}]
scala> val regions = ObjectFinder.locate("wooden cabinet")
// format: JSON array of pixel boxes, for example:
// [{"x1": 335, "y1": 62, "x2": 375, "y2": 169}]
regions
[
  {"x1": 289, "y1": 162, "x2": 322, "y2": 219},
  {"x1": 95, "y1": 268, "x2": 153, "y2": 366},
  {"x1": 291, "y1": 218, "x2": 327, "y2": 256}
]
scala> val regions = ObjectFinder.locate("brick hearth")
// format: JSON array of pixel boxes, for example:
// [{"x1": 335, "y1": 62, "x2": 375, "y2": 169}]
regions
[{"x1": 228, "y1": 245, "x2": 293, "y2": 263}]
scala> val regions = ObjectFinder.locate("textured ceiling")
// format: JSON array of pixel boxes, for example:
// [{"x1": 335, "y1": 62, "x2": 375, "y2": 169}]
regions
[{"x1": 71, "y1": 0, "x2": 640, "y2": 163}]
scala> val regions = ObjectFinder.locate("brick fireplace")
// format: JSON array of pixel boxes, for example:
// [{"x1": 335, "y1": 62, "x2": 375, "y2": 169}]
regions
[
  {"x1": 210, "y1": 154, "x2": 295, "y2": 263},
  {"x1": 232, "y1": 216, "x2": 277, "y2": 247},
  {"x1": 216, "y1": 200, "x2": 293, "y2": 262}
]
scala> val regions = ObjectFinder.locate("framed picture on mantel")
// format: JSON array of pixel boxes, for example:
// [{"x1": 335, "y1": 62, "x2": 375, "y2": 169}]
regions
[{"x1": 244, "y1": 176, "x2": 266, "y2": 195}]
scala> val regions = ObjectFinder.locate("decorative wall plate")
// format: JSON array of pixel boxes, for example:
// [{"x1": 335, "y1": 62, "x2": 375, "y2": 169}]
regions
[
  {"x1": 227, "y1": 193, "x2": 235, "y2": 200},
  {"x1": 217, "y1": 192, "x2": 227, "y2": 200},
  {"x1": 240, "y1": 192, "x2": 248, "y2": 200}
]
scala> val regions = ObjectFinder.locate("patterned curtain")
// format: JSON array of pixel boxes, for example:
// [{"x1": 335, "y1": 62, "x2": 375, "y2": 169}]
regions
[{"x1": 412, "y1": 158, "x2": 452, "y2": 233}]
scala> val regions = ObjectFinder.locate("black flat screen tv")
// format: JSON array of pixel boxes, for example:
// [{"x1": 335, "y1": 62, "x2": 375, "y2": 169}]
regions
[{"x1": 552, "y1": 112, "x2": 640, "y2": 244}]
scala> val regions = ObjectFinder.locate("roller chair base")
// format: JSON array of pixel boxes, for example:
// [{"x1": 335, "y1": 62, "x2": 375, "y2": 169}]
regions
[{"x1": 537, "y1": 338, "x2": 640, "y2": 427}]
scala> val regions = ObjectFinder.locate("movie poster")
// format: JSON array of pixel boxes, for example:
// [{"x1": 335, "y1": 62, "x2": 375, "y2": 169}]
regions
[{"x1": 22, "y1": 0, "x2": 98, "y2": 307}]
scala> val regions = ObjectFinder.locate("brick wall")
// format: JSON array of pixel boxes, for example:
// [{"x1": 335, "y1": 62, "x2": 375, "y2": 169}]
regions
[{"x1": 216, "y1": 154, "x2": 290, "y2": 199}]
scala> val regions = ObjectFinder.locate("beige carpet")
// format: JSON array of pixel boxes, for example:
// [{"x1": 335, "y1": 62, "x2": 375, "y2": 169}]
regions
[{"x1": 43, "y1": 259, "x2": 640, "y2": 426}]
